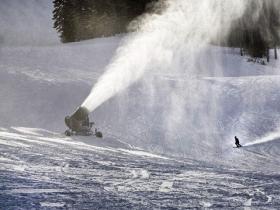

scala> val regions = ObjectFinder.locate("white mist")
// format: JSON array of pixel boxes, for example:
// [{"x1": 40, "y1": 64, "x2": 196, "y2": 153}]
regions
[{"x1": 82, "y1": 0, "x2": 251, "y2": 112}]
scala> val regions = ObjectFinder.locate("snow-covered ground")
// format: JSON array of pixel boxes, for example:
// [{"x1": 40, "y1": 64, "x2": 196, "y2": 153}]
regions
[
  {"x1": 1, "y1": 127, "x2": 279, "y2": 209},
  {"x1": 1, "y1": 35, "x2": 280, "y2": 209}
]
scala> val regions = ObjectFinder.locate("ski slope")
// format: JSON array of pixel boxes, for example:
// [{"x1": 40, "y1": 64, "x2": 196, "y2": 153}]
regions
[
  {"x1": 0, "y1": 35, "x2": 280, "y2": 208},
  {"x1": 1, "y1": 126, "x2": 280, "y2": 209}
]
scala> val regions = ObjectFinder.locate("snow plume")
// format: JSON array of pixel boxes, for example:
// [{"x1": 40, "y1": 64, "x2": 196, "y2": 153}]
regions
[
  {"x1": 244, "y1": 130, "x2": 280, "y2": 147},
  {"x1": 82, "y1": 0, "x2": 250, "y2": 112}
]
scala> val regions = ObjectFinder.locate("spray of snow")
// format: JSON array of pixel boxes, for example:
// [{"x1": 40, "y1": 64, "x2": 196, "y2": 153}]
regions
[
  {"x1": 81, "y1": 0, "x2": 280, "y2": 155},
  {"x1": 244, "y1": 130, "x2": 280, "y2": 146},
  {"x1": 82, "y1": 0, "x2": 250, "y2": 112}
]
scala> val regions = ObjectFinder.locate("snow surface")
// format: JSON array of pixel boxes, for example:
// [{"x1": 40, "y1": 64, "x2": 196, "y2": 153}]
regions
[{"x1": 0, "y1": 35, "x2": 280, "y2": 208}]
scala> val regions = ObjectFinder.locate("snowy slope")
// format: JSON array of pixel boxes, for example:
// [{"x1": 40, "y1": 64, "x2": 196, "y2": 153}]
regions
[
  {"x1": 1, "y1": 127, "x2": 280, "y2": 209},
  {"x1": 1, "y1": 36, "x2": 280, "y2": 208}
]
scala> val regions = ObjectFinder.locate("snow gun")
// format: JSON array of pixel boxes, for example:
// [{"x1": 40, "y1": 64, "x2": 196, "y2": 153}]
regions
[{"x1": 64, "y1": 106, "x2": 102, "y2": 137}]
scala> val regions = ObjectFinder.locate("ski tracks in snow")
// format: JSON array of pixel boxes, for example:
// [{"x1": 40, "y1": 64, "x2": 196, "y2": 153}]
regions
[{"x1": 0, "y1": 127, "x2": 280, "y2": 209}]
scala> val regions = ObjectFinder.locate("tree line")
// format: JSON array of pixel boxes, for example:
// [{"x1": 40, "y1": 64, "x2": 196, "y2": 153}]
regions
[
  {"x1": 53, "y1": 0, "x2": 280, "y2": 60},
  {"x1": 226, "y1": 0, "x2": 280, "y2": 61},
  {"x1": 53, "y1": 0, "x2": 156, "y2": 43}
]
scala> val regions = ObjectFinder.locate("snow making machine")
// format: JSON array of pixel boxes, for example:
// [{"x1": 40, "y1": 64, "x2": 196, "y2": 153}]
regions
[{"x1": 65, "y1": 106, "x2": 102, "y2": 138}]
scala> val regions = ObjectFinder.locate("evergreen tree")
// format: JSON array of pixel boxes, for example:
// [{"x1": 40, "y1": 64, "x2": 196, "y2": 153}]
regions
[
  {"x1": 53, "y1": 0, "x2": 157, "y2": 43},
  {"x1": 226, "y1": 0, "x2": 280, "y2": 60},
  {"x1": 53, "y1": 0, "x2": 77, "y2": 42}
]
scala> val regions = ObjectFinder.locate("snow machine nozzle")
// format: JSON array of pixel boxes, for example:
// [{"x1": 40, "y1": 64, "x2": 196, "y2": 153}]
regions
[
  {"x1": 65, "y1": 106, "x2": 90, "y2": 132},
  {"x1": 65, "y1": 106, "x2": 102, "y2": 137},
  {"x1": 70, "y1": 106, "x2": 89, "y2": 121}
]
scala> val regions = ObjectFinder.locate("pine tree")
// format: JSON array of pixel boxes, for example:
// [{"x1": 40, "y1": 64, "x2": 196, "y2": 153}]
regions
[
  {"x1": 52, "y1": 0, "x2": 157, "y2": 43},
  {"x1": 226, "y1": 0, "x2": 280, "y2": 60}
]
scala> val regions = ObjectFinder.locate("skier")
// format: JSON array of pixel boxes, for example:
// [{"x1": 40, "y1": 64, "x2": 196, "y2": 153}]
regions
[{"x1": 234, "y1": 136, "x2": 242, "y2": 148}]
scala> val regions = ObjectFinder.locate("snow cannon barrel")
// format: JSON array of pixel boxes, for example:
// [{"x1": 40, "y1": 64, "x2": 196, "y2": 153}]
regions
[
  {"x1": 65, "y1": 106, "x2": 90, "y2": 132},
  {"x1": 71, "y1": 106, "x2": 89, "y2": 121}
]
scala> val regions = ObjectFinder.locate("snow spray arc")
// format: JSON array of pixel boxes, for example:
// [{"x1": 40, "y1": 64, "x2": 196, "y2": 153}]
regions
[{"x1": 82, "y1": 0, "x2": 259, "y2": 112}]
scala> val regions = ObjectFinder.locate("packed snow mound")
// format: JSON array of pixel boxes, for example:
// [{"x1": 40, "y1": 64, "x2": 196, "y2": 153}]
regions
[{"x1": 0, "y1": 36, "x2": 280, "y2": 172}]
